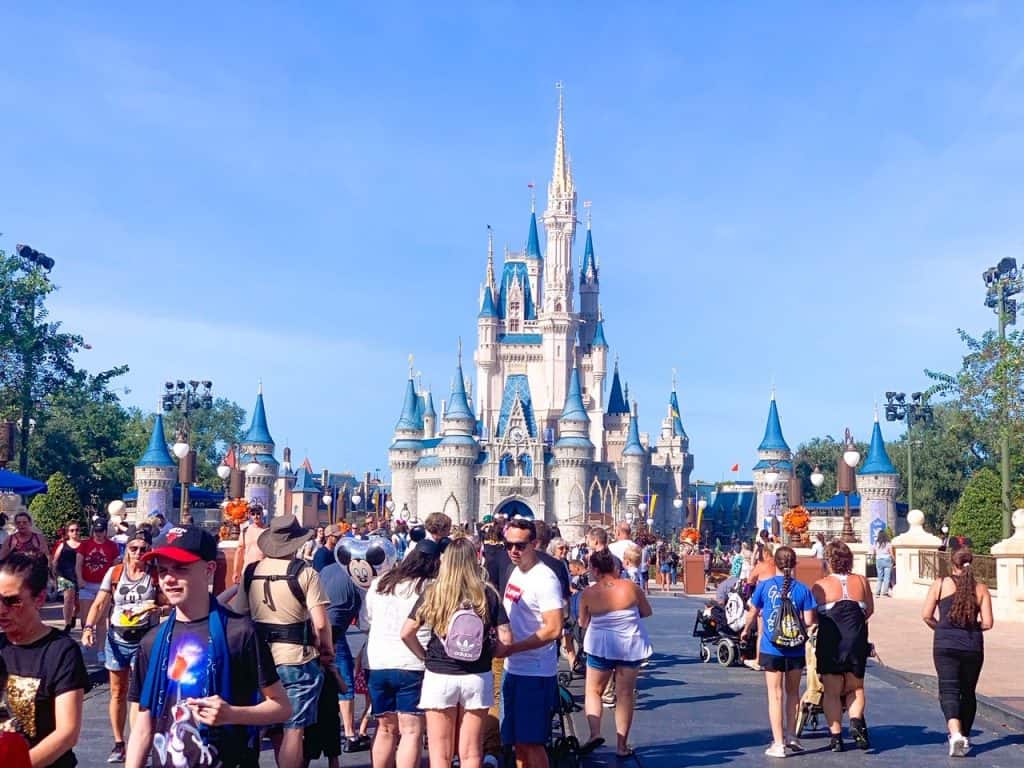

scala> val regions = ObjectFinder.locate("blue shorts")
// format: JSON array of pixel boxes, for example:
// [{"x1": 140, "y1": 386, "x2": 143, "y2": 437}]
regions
[
  {"x1": 500, "y1": 673, "x2": 558, "y2": 746},
  {"x1": 277, "y1": 659, "x2": 325, "y2": 729},
  {"x1": 586, "y1": 654, "x2": 643, "y2": 672},
  {"x1": 368, "y1": 668, "x2": 424, "y2": 716},
  {"x1": 334, "y1": 637, "x2": 355, "y2": 703},
  {"x1": 105, "y1": 631, "x2": 141, "y2": 672}
]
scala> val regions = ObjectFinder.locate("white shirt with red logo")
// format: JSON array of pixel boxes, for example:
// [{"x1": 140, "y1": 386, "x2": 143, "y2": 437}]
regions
[{"x1": 502, "y1": 561, "x2": 564, "y2": 677}]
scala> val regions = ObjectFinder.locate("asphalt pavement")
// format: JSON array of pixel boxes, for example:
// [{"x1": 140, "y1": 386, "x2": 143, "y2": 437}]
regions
[{"x1": 69, "y1": 595, "x2": 1024, "y2": 766}]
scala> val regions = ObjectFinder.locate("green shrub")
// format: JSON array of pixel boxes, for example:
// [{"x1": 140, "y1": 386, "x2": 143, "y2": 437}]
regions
[
  {"x1": 27, "y1": 471, "x2": 84, "y2": 542},
  {"x1": 950, "y1": 467, "x2": 1003, "y2": 554}
]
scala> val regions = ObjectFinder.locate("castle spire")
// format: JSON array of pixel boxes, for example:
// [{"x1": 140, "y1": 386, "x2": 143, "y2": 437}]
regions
[
  {"x1": 559, "y1": 367, "x2": 589, "y2": 424},
  {"x1": 606, "y1": 358, "x2": 628, "y2": 415},
  {"x1": 485, "y1": 225, "x2": 496, "y2": 293},
  {"x1": 758, "y1": 390, "x2": 789, "y2": 453},
  {"x1": 244, "y1": 386, "x2": 274, "y2": 446},
  {"x1": 859, "y1": 412, "x2": 897, "y2": 475},
  {"x1": 623, "y1": 401, "x2": 645, "y2": 456},
  {"x1": 550, "y1": 81, "x2": 572, "y2": 198},
  {"x1": 445, "y1": 341, "x2": 475, "y2": 422},
  {"x1": 138, "y1": 413, "x2": 174, "y2": 467},
  {"x1": 395, "y1": 375, "x2": 422, "y2": 432}
]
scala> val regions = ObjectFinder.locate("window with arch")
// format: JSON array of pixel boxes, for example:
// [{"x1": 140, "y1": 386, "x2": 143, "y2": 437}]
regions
[
  {"x1": 518, "y1": 453, "x2": 533, "y2": 477},
  {"x1": 508, "y1": 298, "x2": 521, "y2": 333},
  {"x1": 499, "y1": 453, "x2": 515, "y2": 477}
]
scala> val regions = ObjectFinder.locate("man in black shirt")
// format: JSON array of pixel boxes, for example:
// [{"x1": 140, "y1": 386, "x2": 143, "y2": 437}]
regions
[{"x1": 126, "y1": 526, "x2": 291, "y2": 768}]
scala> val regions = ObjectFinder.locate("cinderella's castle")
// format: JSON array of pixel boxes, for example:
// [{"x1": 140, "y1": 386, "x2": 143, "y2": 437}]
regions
[{"x1": 388, "y1": 90, "x2": 694, "y2": 539}]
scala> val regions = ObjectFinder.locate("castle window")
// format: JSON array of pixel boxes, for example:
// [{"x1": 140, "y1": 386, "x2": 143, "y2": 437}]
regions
[
  {"x1": 518, "y1": 453, "x2": 533, "y2": 477},
  {"x1": 499, "y1": 453, "x2": 514, "y2": 477}
]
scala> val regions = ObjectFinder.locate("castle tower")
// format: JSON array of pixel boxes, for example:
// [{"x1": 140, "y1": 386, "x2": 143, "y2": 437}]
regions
[
  {"x1": 274, "y1": 446, "x2": 296, "y2": 520},
  {"x1": 578, "y1": 216, "x2": 599, "y2": 338},
  {"x1": 553, "y1": 367, "x2": 594, "y2": 540},
  {"x1": 542, "y1": 84, "x2": 577, "y2": 315},
  {"x1": 422, "y1": 390, "x2": 437, "y2": 440},
  {"x1": 240, "y1": 384, "x2": 279, "y2": 515},
  {"x1": 653, "y1": 382, "x2": 694, "y2": 532},
  {"x1": 753, "y1": 392, "x2": 792, "y2": 534},
  {"x1": 388, "y1": 373, "x2": 424, "y2": 519},
  {"x1": 133, "y1": 413, "x2": 176, "y2": 522},
  {"x1": 290, "y1": 464, "x2": 321, "y2": 528},
  {"x1": 476, "y1": 230, "x2": 500, "y2": 427},
  {"x1": 622, "y1": 401, "x2": 646, "y2": 518},
  {"x1": 438, "y1": 346, "x2": 479, "y2": 525},
  {"x1": 857, "y1": 412, "x2": 900, "y2": 543}
]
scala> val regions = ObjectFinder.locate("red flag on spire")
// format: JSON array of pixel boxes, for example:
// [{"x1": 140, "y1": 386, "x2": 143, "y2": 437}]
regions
[
  {"x1": 224, "y1": 447, "x2": 237, "y2": 469},
  {"x1": 730, "y1": 463, "x2": 740, "y2": 472}
]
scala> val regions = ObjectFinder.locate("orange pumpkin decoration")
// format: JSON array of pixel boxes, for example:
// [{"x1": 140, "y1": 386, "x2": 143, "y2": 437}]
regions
[
  {"x1": 783, "y1": 506, "x2": 810, "y2": 535},
  {"x1": 680, "y1": 527, "x2": 700, "y2": 544}
]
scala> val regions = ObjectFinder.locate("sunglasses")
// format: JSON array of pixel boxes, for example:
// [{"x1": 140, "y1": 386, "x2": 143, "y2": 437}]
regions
[
  {"x1": 0, "y1": 594, "x2": 24, "y2": 608},
  {"x1": 504, "y1": 541, "x2": 531, "y2": 551},
  {"x1": 127, "y1": 546, "x2": 149, "y2": 554}
]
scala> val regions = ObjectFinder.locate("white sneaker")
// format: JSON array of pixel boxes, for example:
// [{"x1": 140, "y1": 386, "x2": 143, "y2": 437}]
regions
[
  {"x1": 765, "y1": 743, "x2": 788, "y2": 758},
  {"x1": 949, "y1": 733, "x2": 968, "y2": 757},
  {"x1": 960, "y1": 737, "x2": 971, "y2": 756}
]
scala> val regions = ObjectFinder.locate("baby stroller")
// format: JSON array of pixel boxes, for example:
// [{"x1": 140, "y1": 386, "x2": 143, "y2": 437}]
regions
[
  {"x1": 559, "y1": 591, "x2": 587, "y2": 686},
  {"x1": 795, "y1": 629, "x2": 881, "y2": 736},
  {"x1": 547, "y1": 684, "x2": 583, "y2": 767},
  {"x1": 693, "y1": 582, "x2": 757, "y2": 667}
]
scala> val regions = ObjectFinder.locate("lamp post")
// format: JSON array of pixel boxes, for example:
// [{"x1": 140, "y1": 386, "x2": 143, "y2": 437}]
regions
[
  {"x1": 352, "y1": 492, "x2": 363, "y2": 522},
  {"x1": 884, "y1": 391, "x2": 934, "y2": 512},
  {"x1": 983, "y1": 257, "x2": 1023, "y2": 538},
  {"x1": 673, "y1": 495, "x2": 684, "y2": 530},
  {"x1": 322, "y1": 492, "x2": 333, "y2": 524},
  {"x1": 697, "y1": 497, "x2": 707, "y2": 542},
  {"x1": 162, "y1": 380, "x2": 213, "y2": 523},
  {"x1": 810, "y1": 465, "x2": 825, "y2": 490},
  {"x1": 216, "y1": 462, "x2": 231, "y2": 500},
  {"x1": 838, "y1": 429, "x2": 861, "y2": 543}
]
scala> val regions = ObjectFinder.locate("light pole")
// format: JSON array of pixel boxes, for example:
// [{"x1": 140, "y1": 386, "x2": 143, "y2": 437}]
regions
[
  {"x1": 838, "y1": 429, "x2": 861, "y2": 543},
  {"x1": 162, "y1": 380, "x2": 214, "y2": 524},
  {"x1": 216, "y1": 462, "x2": 231, "y2": 501},
  {"x1": 983, "y1": 257, "x2": 1023, "y2": 539},
  {"x1": 884, "y1": 391, "x2": 933, "y2": 512},
  {"x1": 322, "y1": 492, "x2": 333, "y2": 524},
  {"x1": 673, "y1": 495, "x2": 684, "y2": 531}
]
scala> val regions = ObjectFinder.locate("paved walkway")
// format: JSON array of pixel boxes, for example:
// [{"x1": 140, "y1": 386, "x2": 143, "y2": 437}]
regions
[{"x1": 62, "y1": 595, "x2": 1024, "y2": 766}]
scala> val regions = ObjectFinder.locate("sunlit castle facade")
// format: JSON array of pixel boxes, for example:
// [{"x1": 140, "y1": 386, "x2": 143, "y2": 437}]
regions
[{"x1": 388, "y1": 90, "x2": 694, "y2": 540}]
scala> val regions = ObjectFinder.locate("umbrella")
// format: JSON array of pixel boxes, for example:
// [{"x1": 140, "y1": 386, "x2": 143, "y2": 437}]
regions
[{"x1": 0, "y1": 469, "x2": 48, "y2": 497}]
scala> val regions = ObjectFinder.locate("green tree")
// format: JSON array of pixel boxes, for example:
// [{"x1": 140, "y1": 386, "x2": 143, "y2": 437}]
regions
[
  {"x1": 0, "y1": 247, "x2": 88, "y2": 474},
  {"x1": 792, "y1": 435, "x2": 869, "y2": 504},
  {"x1": 27, "y1": 471, "x2": 84, "y2": 541},
  {"x1": 950, "y1": 467, "x2": 1003, "y2": 554}
]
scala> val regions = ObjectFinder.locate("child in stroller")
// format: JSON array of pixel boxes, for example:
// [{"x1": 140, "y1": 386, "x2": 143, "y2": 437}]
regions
[{"x1": 693, "y1": 578, "x2": 757, "y2": 666}]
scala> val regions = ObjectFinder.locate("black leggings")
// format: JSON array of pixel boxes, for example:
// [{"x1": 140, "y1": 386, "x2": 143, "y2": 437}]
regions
[{"x1": 933, "y1": 647, "x2": 984, "y2": 735}]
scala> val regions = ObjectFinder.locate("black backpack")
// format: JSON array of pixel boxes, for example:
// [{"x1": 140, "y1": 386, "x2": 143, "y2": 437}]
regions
[
  {"x1": 243, "y1": 559, "x2": 312, "y2": 646},
  {"x1": 769, "y1": 580, "x2": 808, "y2": 649}
]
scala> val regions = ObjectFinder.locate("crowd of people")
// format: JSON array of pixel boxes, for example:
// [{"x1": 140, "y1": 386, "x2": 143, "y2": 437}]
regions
[{"x1": 0, "y1": 506, "x2": 998, "y2": 766}]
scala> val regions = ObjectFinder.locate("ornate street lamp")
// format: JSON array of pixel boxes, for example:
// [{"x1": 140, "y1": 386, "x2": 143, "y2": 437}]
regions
[
  {"x1": 810, "y1": 466, "x2": 825, "y2": 489},
  {"x1": 322, "y1": 493, "x2": 333, "y2": 524},
  {"x1": 885, "y1": 391, "x2": 933, "y2": 514},
  {"x1": 162, "y1": 380, "x2": 213, "y2": 523},
  {"x1": 838, "y1": 429, "x2": 861, "y2": 543}
]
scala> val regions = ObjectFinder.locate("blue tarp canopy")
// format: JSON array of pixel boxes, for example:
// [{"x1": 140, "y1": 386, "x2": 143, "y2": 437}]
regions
[
  {"x1": 0, "y1": 469, "x2": 47, "y2": 496},
  {"x1": 806, "y1": 493, "x2": 908, "y2": 514}
]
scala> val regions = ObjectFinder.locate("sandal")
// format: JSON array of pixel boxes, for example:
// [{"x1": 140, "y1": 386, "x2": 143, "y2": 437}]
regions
[
  {"x1": 616, "y1": 746, "x2": 635, "y2": 758},
  {"x1": 578, "y1": 737, "x2": 605, "y2": 755}
]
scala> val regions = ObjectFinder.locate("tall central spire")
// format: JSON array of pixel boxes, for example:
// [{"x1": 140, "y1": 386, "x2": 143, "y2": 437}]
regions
[{"x1": 550, "y1": 81, "x2": 572, "y2": 198}]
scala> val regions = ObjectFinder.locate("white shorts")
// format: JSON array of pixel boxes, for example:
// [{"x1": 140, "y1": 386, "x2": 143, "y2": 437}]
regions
[{"x1": 418, "y1": 669, "x2": 493, "y2": 710}]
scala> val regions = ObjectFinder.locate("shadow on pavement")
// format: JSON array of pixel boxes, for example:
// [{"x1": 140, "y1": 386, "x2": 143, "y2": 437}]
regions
[
  {"x1": 968, "y1": 732, "x2": 1024, "y2": 756},
  {"x1": 586, "y1": 729, "x2": 771, "y2": 766},
  {"x1": 638, "y1": 691, "x2": 740, "y2": 710}
]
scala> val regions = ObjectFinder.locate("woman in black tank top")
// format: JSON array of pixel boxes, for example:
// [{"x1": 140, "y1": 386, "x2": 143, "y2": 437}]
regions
[{"x1": 922, "y1": 547, "x2": 993, "y2": 758}]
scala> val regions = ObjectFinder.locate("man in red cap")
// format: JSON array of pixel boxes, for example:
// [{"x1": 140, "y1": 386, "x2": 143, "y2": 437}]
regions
[{"x1": 125, "y1": 525, "x2": 292, "y2": 768}]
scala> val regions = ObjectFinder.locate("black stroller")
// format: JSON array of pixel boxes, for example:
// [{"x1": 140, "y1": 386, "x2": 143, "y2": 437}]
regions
[{"x1": 693, "y1": 582, "x2": 757, "y2": 666}]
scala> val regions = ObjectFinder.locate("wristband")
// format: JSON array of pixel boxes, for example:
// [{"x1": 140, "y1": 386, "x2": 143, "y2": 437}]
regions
[{"x1": 83, "y1": 625, "x2": 95, "y2": 632}]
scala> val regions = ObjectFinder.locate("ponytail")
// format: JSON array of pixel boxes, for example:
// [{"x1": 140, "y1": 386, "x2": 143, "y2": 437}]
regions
[
  {"x1": 949, "y1": 548, "x2": 979, "y2": 628},
  {"x1": 774, "y1": 546, "x2": 797, "y2": 598}
]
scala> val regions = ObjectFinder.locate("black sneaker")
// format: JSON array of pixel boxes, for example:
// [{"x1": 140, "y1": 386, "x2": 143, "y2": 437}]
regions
[
  {"x1": 850, "y1": 717, "x2": 871, "y2": 750},
  {"x1": 343, "y1": 736, "x2": 371, "y2": 753},
  {"x1": 107, "y1": 742, "x2": 126, "y2": 763},
  {"x1": 829, "y1": 734, "x2": 845, "y2": 753}
]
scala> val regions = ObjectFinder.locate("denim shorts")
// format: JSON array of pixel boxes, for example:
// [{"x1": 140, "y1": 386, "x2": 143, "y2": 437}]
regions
[
  {"x1": 500, "y1": 673, "x2": 557, "y2": 746},
  {"x1": 586, "y1": 654, "x2": 643, "y2": 672},
  {"x1": 334, "y1": 637, "x2": 355, "y2": 703},
  {"x1": 277, "y1": 659, "x2": 325, "y2": 729},
  {"x1": 368, "y1": 668, "x2": 424, "y2": 715},
  {"x1": 104, "y1": 631, "x2": 141, "y2": 672}
]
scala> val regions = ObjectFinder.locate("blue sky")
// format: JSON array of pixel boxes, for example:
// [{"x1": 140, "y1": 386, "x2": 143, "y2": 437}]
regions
[{"x1": 3, "y1": 2, "x2": 1024, "y2": 483}]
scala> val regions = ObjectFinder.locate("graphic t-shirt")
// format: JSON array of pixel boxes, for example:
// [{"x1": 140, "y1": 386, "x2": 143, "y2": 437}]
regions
[
  {"x1": 502, "y1": 561, "x2": 564, "y2": 677},
  {"x1": 0, "y1": 629, "x2": 89, "y2": 768},
  {"x1": 750, "y1": 575, "x2": 817, "y2": 658},
  {"x1": 128, "y1": 611, "x2": 278, "y2": 768},
  {"x1": 410, "y1": 587, "x2": 508, "y2": 675},
  {"x1": 77, "y1": 538, "x2": 120, "y2": 585},
  {"x1": 100, "y1": 565, "x2": 159, "y2": 642}
]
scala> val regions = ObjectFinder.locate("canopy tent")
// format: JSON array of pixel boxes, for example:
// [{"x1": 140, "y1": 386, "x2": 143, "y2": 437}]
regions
[
  {"x1": 122, "y1": 486, "x2": 225, "y2": 506},
  {"x1": 805, "y1": 493, "x2": 908, "y2": 515},
  {"x1": 0, "y1": 469, "x2": 48, "y2": 497}
]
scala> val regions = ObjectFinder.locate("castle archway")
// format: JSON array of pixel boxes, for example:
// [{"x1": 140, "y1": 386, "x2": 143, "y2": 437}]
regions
[{"x1": 494, "y1": 498, "x2": 534, "y2": 520}]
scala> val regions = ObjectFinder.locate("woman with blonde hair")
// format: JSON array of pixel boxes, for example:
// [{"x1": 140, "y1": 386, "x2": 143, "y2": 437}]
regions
[{"x1": 402, "y1": 537, "x2": 511, "y2": 768}]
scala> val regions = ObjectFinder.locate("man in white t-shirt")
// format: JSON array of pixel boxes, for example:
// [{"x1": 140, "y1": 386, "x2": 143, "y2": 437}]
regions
[
  {"x1": 500, "y1": 518, "x2": 564, "y2": 768},
  {"x1": 608, "y1": 522, "x2": 637, "y2": 563}
]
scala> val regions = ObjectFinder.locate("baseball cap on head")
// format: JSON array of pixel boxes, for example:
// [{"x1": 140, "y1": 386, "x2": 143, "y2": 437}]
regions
[{"x1": 141, "y1": 525, "x2": 218, "y2": 564}]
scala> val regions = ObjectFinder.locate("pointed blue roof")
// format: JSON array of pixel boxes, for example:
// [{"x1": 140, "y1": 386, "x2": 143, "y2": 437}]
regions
[
  {"x1": 580, "y1": 229, "x2": 597, "y2": 281},
  {"x1": 496, "y1": 374, "x2": 538, "y2": 438},
  {"x1": 396, "y1": 378, "x2": 423, "y2": 431},
  {"x1": 758, "y1": 396, "x2": 790, "y2": 453},
  {"x1": 606, "y1": 362, "x2": 629, "y2": 415},
  {"x1": 244, "y1": 392, "x2": 274, "y2": 445},
  {"x1": 592, "y1": 317, "x2": 608, "y2": 347},
  {"x1": 423, "y1": 391, "x2": 436, "y2": 420},
  {"x1": 669, "y1": 390, "x2": 687, "y2": 438},
  {"x1": 292, "y1": 466, "x2": 320, "y2": 493},
  {"x1": 526, "y1": 212, "x2": 542, "y2": 260},
  {"x1": 479, "y1": 286, "x2": 497, "y2": 318},
  {"x1": 138, "y1": 413, "x2": 174, "y2": 467},
  {"x1": 497, "y1": 262, "x2": 537, "y2": 320},
  {"x1": 623, "y1": 407, "x2": 645, "y2": 456},
  {"x1": 859, "y1": 419, "x2": 898, "y2": 475},
  {"x1": 446, "y1": 361, "x2": 475, "y2": 421},
  {"x1": 560, "y1": 368, "x2": 589, "y2": 423}
]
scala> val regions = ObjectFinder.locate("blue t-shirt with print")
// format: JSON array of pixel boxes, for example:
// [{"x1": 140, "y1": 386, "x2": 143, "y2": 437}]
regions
[{"x1": 751, "y1": 575, "x2": 816, "y2": 658}]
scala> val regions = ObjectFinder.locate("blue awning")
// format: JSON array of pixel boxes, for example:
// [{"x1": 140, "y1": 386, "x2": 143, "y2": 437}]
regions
[{"x1": 0, "y1": 469, "x2": 47, "y2": 496}]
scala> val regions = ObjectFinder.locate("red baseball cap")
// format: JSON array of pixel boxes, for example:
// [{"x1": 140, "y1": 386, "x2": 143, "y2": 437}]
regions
[{"x1": 141, "y1": 525, "x2": 218, "y2": 564}]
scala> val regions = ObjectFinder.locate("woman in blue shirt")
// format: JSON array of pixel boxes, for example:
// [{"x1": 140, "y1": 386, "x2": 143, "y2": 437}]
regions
[{"x1": 741, "y1": 546, "x2": 817, "y2": 758}]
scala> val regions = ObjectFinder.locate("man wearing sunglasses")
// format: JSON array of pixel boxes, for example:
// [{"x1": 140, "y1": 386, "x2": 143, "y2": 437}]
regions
[{"x1": 499, "y1": 519, "x2": 565, "y2": 768}]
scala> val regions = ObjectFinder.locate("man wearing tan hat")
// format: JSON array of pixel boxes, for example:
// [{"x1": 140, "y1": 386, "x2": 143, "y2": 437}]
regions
[{"x1": 231, "y1": 514, "x2": 333, "y2": 768}]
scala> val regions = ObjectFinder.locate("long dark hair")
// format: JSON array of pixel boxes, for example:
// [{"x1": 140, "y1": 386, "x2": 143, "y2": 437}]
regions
[
  {"x1": 377, "y1": 546, "x2": 440, "y2": 596},
  {"x1": 949, "y1": 548, "x2": 979, "y2": 628},
  {"x1": 774, "y1": 545, "x2": 797, "y2": 597}
]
